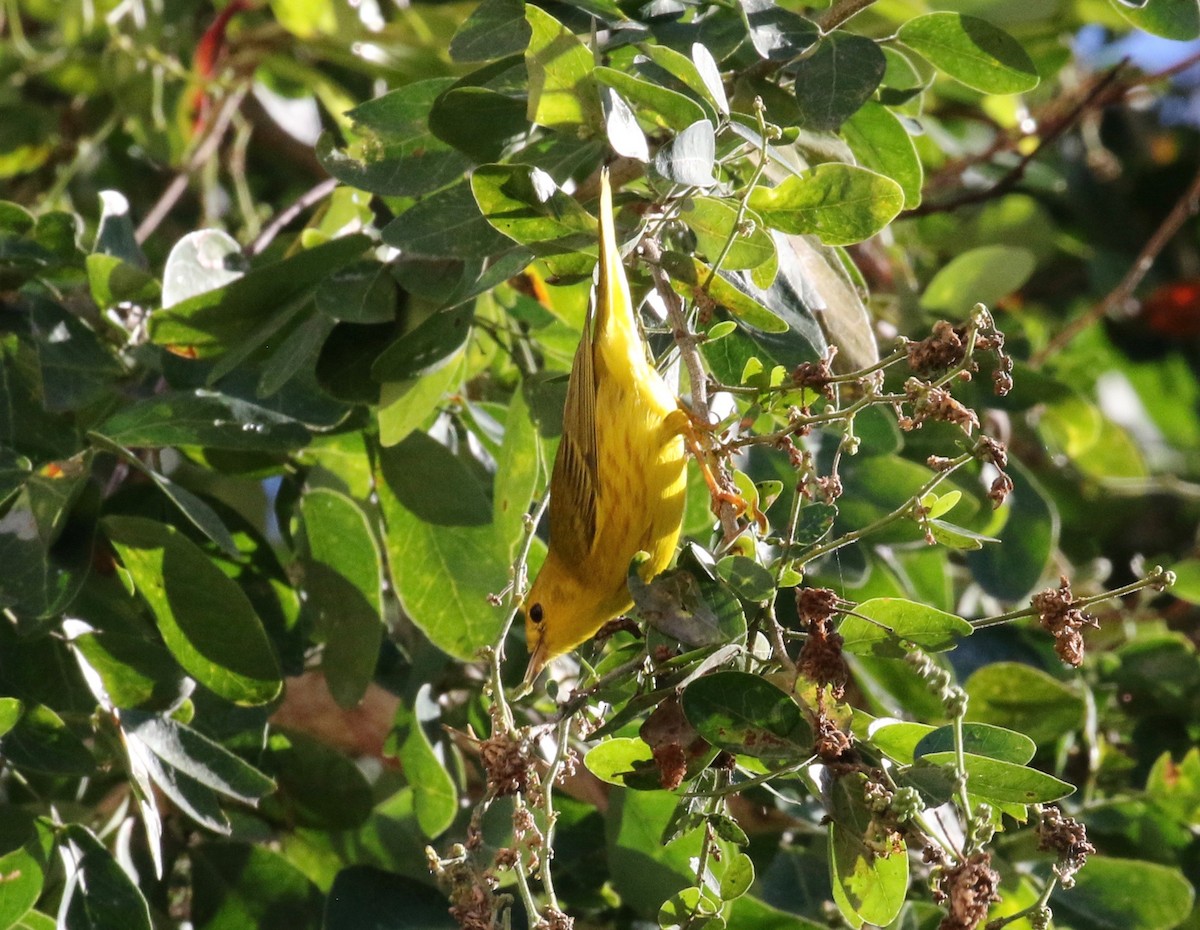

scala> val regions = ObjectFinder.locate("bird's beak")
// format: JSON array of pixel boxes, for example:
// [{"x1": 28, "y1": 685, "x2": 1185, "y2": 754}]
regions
[{"x1": 521, "y1": 639, "x2": 549, "y2": 693}]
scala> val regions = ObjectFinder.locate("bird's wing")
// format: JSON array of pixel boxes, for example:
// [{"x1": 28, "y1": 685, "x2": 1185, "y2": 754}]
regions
[{"x1": 547, "y1": 300, "x2": 600, "y2": 565}]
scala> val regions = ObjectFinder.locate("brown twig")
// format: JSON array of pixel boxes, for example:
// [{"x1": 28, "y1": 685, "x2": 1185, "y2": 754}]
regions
[
  {"x1": 135, "y1": 85, "x2": 249, "y2": 244},
  {"x1": 1032, "y1": 161, "x2": 1200, "y2": 366},
  {"x1": 903, "y1": 63, "x2": 1129, "y2": 219},
  {"x1": 247, "y1": 176, "x2": 339, "y2": 256},
  {"x1": 639, "y1": 236, "x2": 741, "y2": 543},
  {"x1": 817, "y1": 0, "x2": 877, "y2": 31}
]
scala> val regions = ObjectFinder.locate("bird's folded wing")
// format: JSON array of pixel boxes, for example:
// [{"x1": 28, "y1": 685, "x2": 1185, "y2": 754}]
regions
[{"x1": 548, "y1": 304, "x2": 600, "y2": 566}]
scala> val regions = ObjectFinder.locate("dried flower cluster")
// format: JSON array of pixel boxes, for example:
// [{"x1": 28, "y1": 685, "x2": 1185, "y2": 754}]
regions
[
  {"x1": 1032, "y1": 577, "x2": 1098, "y2": 666},
  {"x1": 428, "y1": 846, "x2": 504, "y2": 930},
  {"x1": 480, "y1": 730, "x2": 536, "y2": 796},
  {"x1": 1037, "y1": 805, "x2": 1095, "y2": 888},
  {"x1": 933, "y1": 851, "x2": 1001, "y2": 930},
  {"x1": 900, "y1": 378, "x2": 981, "y2": 433}
]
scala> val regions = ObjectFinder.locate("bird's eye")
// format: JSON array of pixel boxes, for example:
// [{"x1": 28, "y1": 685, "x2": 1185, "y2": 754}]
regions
[{"x1": 529, "y1": 603, "x2": 544, "y2": 624}]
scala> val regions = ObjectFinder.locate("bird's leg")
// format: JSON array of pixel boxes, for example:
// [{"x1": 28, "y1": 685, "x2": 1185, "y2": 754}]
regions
[{"x1": 675, "y1": 404, "x2": 768, "y2": 534}]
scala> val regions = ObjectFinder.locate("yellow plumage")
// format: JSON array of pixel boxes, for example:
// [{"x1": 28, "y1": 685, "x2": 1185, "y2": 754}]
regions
[{"x1": 523, "y1": 170, "x2": 688, "y2": 684}]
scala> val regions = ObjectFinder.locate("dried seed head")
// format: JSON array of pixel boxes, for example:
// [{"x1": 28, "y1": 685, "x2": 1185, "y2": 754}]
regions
[
  {"x1": 1031, "y1": 576, "x2": 1098, "y2": 667},
  {"x1": 934, "y1": 851, "x2": 1001, "y2": 930}
]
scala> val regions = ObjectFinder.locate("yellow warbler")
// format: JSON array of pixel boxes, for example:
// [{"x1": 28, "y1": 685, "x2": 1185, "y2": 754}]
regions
[{"x1": 523, "y1": 170, "x2": 689, "y2": 684}]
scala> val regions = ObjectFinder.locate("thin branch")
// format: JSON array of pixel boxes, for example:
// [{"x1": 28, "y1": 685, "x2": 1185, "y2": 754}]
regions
[
  {"x1": 903, "y1": 63, "x2": 1128, "y2": 219},
  {"x1": 640, "y1": 237, "x2": 742, "y2": 542},
  {"x1": 247, "y1": 176, "x2": 339, "y2": 256},
  {"x1": 135, "y1": 85, "x2": 248, "y2": 243},
  {"x1": 1032, "y1": 161, "x2": 1200, "y2": 366},
  {"x1": 817, "y1": 0, "x2": 878, "y2": 32}
]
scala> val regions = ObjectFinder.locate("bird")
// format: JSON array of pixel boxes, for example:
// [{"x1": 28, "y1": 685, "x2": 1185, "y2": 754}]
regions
[{"x1": 522, "y1": 169, "x2": 689, "y2": 686}]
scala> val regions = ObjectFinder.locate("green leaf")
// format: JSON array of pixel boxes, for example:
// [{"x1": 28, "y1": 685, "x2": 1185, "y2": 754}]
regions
[
  {"x1": 31, "y1": 300, "x2": 123, "y2": 412},
  {"x1": 743, "y1": 3, "x2": 818, "y2": 61},
  {"x1": 631, "y1": 565, "x2": 746, "y2": 648},
  {"x1": 966, "y1": 460, "x2": 1057, "y2": 601},
  {"x1": 838, "y1": 598, "x2": 972, "y2": 657},
  {"x1": 124, "y1": 729, "x2": 232, "y2": 836},
  {"x1": 0, "y1": 703, "x2": 94, "y2": 776},
  {"x1": 828, "y1": 773, "x2": 908, "y2": 928},
  {"x1": 0, "y1": 697, "x2": 21, "y2": 738},
  {"x1": 150, "y1": 234, "x2": 368, "y2": 355},
  {"x1": 965, "y1": 662, "x2": 1084, "y2": 746},
  {"x1": 585, "y1": 737, "x2": 656, "y2": 787},
  {"x1": 660, "y1": 251, "x2": 789, "y2": 333},
  {"x1": 301, "y1": 488, "x2": 383, "y2": 708},
  {"x1": 59, "y1": 825, "x2": 152, "y2": 930},
  {"x1": 190, "y1": 842, "x2": 322, "y2": 930},
  {"x1": 865, "y1": 720, "x2": 935, "y2": 765},
  {"x1": 1112, "y1": 0, "x2": 1200, "y2": 40},
  {"x1": 841, "y1": 102, "x2": 922, "y2": 209},
  {"x1": 93, "y1": 189, "x2": 144, "y2": 266},
  {"x1": 71, "y1": 631, "x2": 184, "y2": 710},
  {"x1": 792, "y1": 32, "x2": 886, "y2": 131},
  {"x1": 382, "y1": 181, "x2": 511, "y2": 261},
  {"x1": 470, "y1": 164, "x2": 599, "y2": 279},
  {"x1": 898, "y1": 13, "x2": 1039, "y2": 95},
  {"x1": 319, "y1": 79, "x2": 471, "y2": 198},
  {"x1": 324, "y1": 866, "x2": 457, "y2": 930},
  {"x1": 265, "y1": 729, "x2": 374, "y2": 830},
  {"x1": 0, "y1": 809, "x2": 44, "y2": 930},
  {"x1": 392, "y1": 685, "x2": 458, "y2": 838},
  {"x1": 160, "y1": 229, "x2": 245, "y2": 310},
  {"x1": 315, "y1": 261, "x2": 397, "y2": 324},
  {"x1": 607, "y1": 789, "x2": 703, "y2": 916},
  {"x1": 601, "y1": 87, "x2": 649, "y2": 161},
  {"x1": 85, "y1": 253, "x2": 159, "y2": 310},
  {"x1": 450, "y1": 0, "x2": 530, "y2": 62},
  {"x1": 1053, "y1": 856, "x2": 1195, "y2": 930},
  {"x1": 691, "y1": 43, "x2": 728, "y2": 115},
  {"x1": 429, "y1": 85, "x2": 530, "y2": 165},
  {"x1": 88, "y1": 432, "x2": 238, "y2": 557},
  {"x1": 0, "y1": 487, "x2": 93, "y2": 621},
  {"x1": 98, "y1": 390, "x2": 310, "y2": 452},
  {"x1": 1168, "y1": 557, "x2": 1200, "y2": 604},
  {"x1": 921, "y1": 245, "x2": 1035, "y2": 316},
  {"x1": 682, "y1": 671, "x2": 811, "y2": 760},
  {"x1": 373, "y1": 304, "x2": 473, "y2": 382},
  {"x1": 654, "y1": 119, "x2": 717, "y2": 188},
  {"x1": 639, "y1": 44, "x2": 722, "y2": 120},
  {"x1": 727, "y1": 895, "x2": 827, "y2": 930},
  {"x1": 104, "y1": 516, "x2": 282, "y2": 706},
  {"x1": 748, "y1": 164, "x2": 904, "y2": 246},
  {"x1": 913, "y1": 723, "x2": 1036, "y2": 764},
  {"x1": 594, "y1": 67, "x2": 707, "y2": 132},
  {"x1": 493, "y1": 389, "x2": 541, "y2": 554},
  {"x1": 377, "y1": 432, "x2": 509, "y2": 661},
  {"x1": 716, "y1": 555, "x2": 776, "y2": 603},
  {"x1": 377, "y1": 352, "x2": 465, "y2": 447},
  {"x1": 679, "y1": 197, "x2": 775, "y2": 271},
  {"x1": 918, "y1": 752, "x2": 1073, "y2": 803},
  {"x1": 525, "y1": 4, "x2": 600, "y2": 130}
]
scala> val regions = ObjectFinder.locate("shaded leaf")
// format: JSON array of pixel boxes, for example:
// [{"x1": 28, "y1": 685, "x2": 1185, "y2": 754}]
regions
[
  {"x1": 898, "y1": 13, "x2": 1039, "y2": 94},
  {"x1": 792, "y1": 32, "x2": 886, "y2": 131},
  {"x1": 525, "y1": 4, "x2": 600, "y2": 130},
  {"x1": 59, "y1": 826, "x2": 151, "y2": 930},
  {"x1": 104, "y1": 516, "x2": 282, "y2": 706},
  {"x1": 682, "y1": 671, "x2": 811, "y2": 760},
  {"x1": 654, "y1": 120, "x2": 717, "y2": 188}
]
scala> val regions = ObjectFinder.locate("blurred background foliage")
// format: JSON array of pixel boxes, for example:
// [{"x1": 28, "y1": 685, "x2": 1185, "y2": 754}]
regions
[{"x1": 2, "y1": 1, "x2": 1200, "y2": 929}]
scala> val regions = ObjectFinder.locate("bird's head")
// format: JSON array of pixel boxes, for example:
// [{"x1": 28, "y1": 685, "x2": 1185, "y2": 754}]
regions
[{"x1": 522, "y1": 559, "x2": 616, "y2": 688}]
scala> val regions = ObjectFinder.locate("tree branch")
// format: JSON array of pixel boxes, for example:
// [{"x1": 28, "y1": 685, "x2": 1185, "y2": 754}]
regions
[{"x1": 1032, "y1": 161, "x2": 1200, "y2": 366}]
